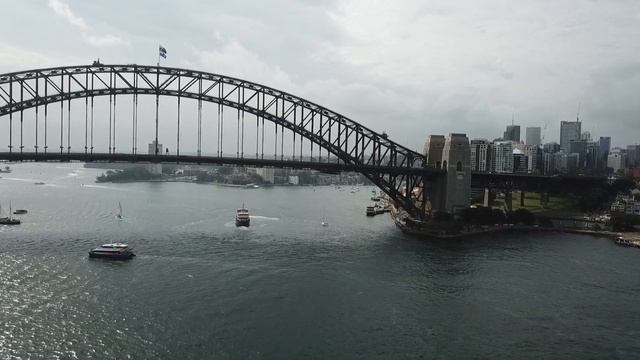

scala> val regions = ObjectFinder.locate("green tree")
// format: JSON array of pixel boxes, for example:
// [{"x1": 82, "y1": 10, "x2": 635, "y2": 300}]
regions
[
  {"x1": 509, "y1": 209, "x2": 535, "y2": 225},
  {"x1": 217, "y1": 166, "x2": 233, "y2": 176},
  {"x1": 611, "y1": 178, "x2": 636, "y2": 194}
]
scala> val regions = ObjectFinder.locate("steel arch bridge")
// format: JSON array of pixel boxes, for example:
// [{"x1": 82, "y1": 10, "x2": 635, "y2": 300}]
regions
[{"x1": 0, "y1": 64, "x2": 442, "y2": 219}]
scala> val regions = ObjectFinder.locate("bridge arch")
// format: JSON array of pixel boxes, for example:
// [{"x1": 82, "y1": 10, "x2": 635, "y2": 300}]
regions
[{"x1": 0, "y1": 64, "x2": 439, "y2": 218}]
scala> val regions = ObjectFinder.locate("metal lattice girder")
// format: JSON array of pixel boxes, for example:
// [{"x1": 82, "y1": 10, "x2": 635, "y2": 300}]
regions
[{"x1": 0, "y1": 64, "x2": 441, "y2": 218}]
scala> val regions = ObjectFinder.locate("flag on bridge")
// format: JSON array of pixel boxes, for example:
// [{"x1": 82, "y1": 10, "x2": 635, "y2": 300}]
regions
[{"x1": 159, "y1": 45, "x2": 167, "y2": 59}]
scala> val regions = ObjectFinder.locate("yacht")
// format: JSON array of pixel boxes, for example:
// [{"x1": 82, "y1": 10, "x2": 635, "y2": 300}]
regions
[
  {"x1": 116, "y1": 202, "x2": 123, "y2": 220},
  {"x1": 235, "y1": 204, "x2": 250, "y2": 227},
  {"x1": 0, "y1": 202, "x2": 21, "y2": 225},
  {"x1": 13, "y1": 209, "x2": 28, "y2": 215},
  {"x1": 0, "y1": 217, "x2": 20, "y2": 225},
  {"x1": 0, "y1": 166, "x2": 11, "y2": 173},
  {"x1": 89, "y1": 243, "x2": 135, "y2": 260},
  {"x1": 321, "y1": 210, "x2": 329, "y2": 227}
]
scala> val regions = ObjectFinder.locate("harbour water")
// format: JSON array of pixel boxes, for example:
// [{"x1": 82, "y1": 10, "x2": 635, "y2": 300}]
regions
[{"x1": 1, "y1": 163, "x2": 639, "y2": 359}]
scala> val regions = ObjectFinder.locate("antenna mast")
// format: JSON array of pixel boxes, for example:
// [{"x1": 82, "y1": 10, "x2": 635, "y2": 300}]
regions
[{"x1": 576, "y1": 102, "x2": 581, "y2": 122}]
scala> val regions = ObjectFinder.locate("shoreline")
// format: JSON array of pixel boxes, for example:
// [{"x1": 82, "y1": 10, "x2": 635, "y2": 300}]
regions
[
  {"x1": 390, "y1": 209, "x2": 640, "y2": 247},
  {"x1": 94, "y1": 178, "x2": 366, "y2": 188}
]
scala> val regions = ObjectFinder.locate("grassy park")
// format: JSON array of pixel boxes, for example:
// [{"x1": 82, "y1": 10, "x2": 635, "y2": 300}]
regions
[{"x1": 477, "y1": 191, "x2": 578, "y2": 216}]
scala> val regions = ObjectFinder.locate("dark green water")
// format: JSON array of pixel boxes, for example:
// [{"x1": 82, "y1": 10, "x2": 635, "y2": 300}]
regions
[{"x1": 1, "y1": 163, "x2": 639, "y2": 359}]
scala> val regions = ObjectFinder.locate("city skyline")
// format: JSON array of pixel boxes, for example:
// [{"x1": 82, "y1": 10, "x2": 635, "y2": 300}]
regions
[{"x1": 468, "y1": 117, "x2": 638, "y2": 151}]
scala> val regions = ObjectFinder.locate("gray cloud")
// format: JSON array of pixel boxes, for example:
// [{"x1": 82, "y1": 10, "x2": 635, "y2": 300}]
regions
[
  {"x1": 48, "y1": 0, "x2": 127, "y2": 47},
  {"x1": 1, "y1": 0, "x2": 639, "y2": 152}
]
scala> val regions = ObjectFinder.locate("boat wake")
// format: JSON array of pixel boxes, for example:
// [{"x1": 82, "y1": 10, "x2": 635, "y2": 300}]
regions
[
  {"x1": 250, "y1": 215, "x2": 280, "y2": 221},
  {"x1": 1, "y1": 177, "x2": 47, "y2": 183},
  {"x1": 223, "y1": 221, "x2": 254, "y2": 229},
  {"x1": 80, "y1": 184, "x2": 138, "y2": 192}
]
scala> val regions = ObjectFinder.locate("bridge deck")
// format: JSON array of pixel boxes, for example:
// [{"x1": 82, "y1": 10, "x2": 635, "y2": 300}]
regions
[{"x1": 0, "y1": 152, "x2": 444, "y2": 177}]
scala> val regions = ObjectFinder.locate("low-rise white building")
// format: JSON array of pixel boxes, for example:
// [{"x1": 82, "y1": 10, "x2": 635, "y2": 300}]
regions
[
  {"x1": 256, "y1": 167, "x2": 275, "y2": 183},
  {"x1": 608, "y1": 150, "x2": 626, "y2": 172},
  {"x1": 611, "y1": 194, "x2": 640, "y2": 215}
]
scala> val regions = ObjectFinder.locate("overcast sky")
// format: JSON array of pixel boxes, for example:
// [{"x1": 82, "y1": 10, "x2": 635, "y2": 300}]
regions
[{"x1": 1, "y1": 0, "x2": 639, "y2": 151}]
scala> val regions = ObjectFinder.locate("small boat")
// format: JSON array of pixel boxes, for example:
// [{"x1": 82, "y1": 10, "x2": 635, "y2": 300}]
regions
[
  {"x1": 0, "y1": 166, "x2": 11, "y2": 174},
  {"x1": 371, "y1": 196, "x2": 381, "y2": 202},
  {"x1": 321, "y1": 210, "x2": 329, "y2": 227},
  {"x1": 116, "y1": 202, "x2": 123, "y2": 220},
  {"x1": 13, "y1": 209, "x2": 28, "y2": 215},
  {"x1": 0, "y1": 217, "x2": 20, "y2": 225},
  {"x1": 0, "y1": 202, "x2": 21, "y2": 225},
  {"x1": 34, "y1": 182, "x2": 45, "y2": 185},
  {"x1": 615, "y1": 236, "x2": 632, "y2": 247},
  {"x1": 366, "y1": 205, "x2": 376, "y2": 216},
  {"x1": 89, "y1": 243, "x2": 135, "y2": 260},
  {"x1": 235, "y1": 204, "x2": 250, "y2": 227}
]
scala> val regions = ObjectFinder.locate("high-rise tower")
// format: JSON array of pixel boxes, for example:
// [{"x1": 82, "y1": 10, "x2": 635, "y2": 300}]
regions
[{"x1": 560, "y1": 121, "x2": 581, "y2": 152}]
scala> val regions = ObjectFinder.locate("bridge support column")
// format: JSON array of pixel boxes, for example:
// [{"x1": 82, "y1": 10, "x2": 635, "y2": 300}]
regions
[
  {"x1": 505, "y1": 190, "x2": 513, "y2": 212},
  {"x1": 540, "y1": 191, "x2": 549, "y2": 208},
  {"x1": 440, "y1": 133, "x2": 471, "y2": 214},
  {"x1": 421, "y1": 176, "x2": 428, "y2": 218},
  {"x1": 483, "y1": 188, "x2": 491, "y2": 208},
  {"x1": 426, "y1": 174, "x2": 447, "y2": 214}
]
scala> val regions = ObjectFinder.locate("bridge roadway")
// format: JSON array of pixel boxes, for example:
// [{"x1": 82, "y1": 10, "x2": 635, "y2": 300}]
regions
[
  {"x1": 0, "y1": 152, "x2": 445, "y2": 178},
  {"x1": 0, "y1": 151, "x2": 608, "y2": 192}
]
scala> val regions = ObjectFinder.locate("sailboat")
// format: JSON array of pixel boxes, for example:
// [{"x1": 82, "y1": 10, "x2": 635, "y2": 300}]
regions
[
  {"x1": 116, "y1": 202, "x2": 123, "y2": 220},
  {"x1": 321, "y1": 209, "x2": 329, "y2": 227},
  {"x1": 0, "y1": 201, "x2": 21, "y2": 225}
]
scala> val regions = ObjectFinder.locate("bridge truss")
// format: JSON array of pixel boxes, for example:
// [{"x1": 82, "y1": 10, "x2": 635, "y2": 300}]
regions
[{"x1": 0, "y1": 64, "x2": 442, "y2": 219}]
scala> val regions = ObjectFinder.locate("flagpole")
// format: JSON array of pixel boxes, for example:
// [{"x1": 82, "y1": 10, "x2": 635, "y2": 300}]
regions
[{"x1": 155, "y1": 46, "x2": 160, "y2": 157}]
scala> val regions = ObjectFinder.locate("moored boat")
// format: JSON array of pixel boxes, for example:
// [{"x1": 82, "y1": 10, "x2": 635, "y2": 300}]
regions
[
  {"x1": 235, "y1": 204, "x2": 250, "y2": 227},
  {"x1": 366, "y1": 205, "x2": 376, "y2": 216},
  {"x1": 13, "y1": 209, "x2": 27, "y2": 215},
  {"x1": 0, "y1": 217, "x2": 20, "y2": 225},
  {"x1": 89, "y1": 243, "x2": 136, "y2": 260},
  {"x1": 0, "y1": 202, "x2": 21, "y2": 225}
]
